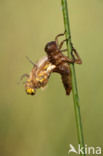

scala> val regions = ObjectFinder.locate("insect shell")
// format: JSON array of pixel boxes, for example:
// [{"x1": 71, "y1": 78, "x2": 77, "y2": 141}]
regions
[
  {"x1": 44, "y1": 32, "x2": 82, "y2": 95},
  {"x1": 24, "y1": 56, "x2": 56, "y2": 95},
  {"x1": 44, "y1": 43, "x2": 72, "y2": 95},
  {"x1": 44, "y1": 42, "x2": 73, "y2": 95}
]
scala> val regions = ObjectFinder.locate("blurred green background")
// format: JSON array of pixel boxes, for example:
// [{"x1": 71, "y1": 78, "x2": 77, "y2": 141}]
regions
[{"x1": 0, "y1": 0, "x2": 103, "y2": 156}]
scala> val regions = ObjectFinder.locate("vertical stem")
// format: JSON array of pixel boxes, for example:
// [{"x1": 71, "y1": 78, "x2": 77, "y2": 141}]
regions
[{"x1": 61, "y1": 0, "x2": 85, "y2": 155}]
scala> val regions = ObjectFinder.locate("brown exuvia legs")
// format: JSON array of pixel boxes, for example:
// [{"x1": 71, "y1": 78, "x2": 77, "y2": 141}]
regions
[{"x1": 55, "y1": 32, "x2": 82, "y2": 64}]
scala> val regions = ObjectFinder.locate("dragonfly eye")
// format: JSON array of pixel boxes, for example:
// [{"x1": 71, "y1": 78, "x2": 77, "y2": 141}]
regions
[{"x1": 26, "y1": 88, "x2": 36, "y2": 95}]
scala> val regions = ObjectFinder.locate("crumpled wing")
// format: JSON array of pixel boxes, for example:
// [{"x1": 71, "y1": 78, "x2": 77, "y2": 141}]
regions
[{"x1": 32, "y1": 56, "x2": 56, "y2": 88}]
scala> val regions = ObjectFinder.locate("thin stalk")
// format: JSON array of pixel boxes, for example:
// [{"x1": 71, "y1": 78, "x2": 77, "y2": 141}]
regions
[{"x1": 61, "y1": 0, "x2": 85, "y2": 155}]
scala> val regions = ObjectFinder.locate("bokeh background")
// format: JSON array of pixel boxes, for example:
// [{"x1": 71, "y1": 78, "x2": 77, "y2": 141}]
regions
[{"x1": 0, "y1": 0, "x2": 103, "y2": 156}]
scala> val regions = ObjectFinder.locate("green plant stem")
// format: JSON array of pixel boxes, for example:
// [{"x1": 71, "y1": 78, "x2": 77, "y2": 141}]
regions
[{"x1": 61, "y1": 0, "x2": 85, "y2": 155}]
